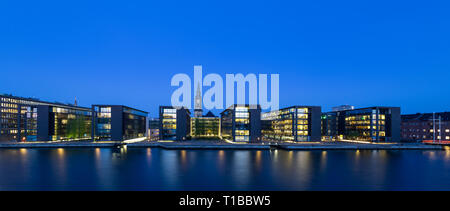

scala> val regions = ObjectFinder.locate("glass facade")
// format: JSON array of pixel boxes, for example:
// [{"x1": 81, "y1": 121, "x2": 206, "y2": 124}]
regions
[
  {"x1": 161, "y1": 108, "x2": 177, "y2": 140},
  {"x1": 262, "y1": 107, "x2": 312, "y2": 142},
  {"x1": 123, "y1": 107, "x2": 147, "y2": 140},
  {"x1": 321, "y1": 112, "x2": 338, "y2": 141},
  {"x1": 49, "y1": 106, "x2": 92, "y2": 141},
  {"x1": 220, "y1": 105, "x2": 260, "y2": 142},
  {"x1": 344, "y1": 108, "x2": 386, "y2": 141},
  {"x1": 1, "y1": 96, "x2": 42, "y2": 142},
  {"x1": 1, "y1": 95, "x2": 90, "y2": 142},
  {"x1": 235, "y1": 106, "x2": 250, "y2": 142},
  {"x1": 159, "y1": 106, "x2": 190, "y2": 141},
  {"x1": 148, "y1": 118, "x2": 160, "y2": 141},
  {"x1": 322, "y1": 107, "x2": 398, "y2": 142},
  {"x1": 93, "y1": 105, "x2": 147, "y2": 141},
  {"x1": 220, "y1": 109, "x2": 233, "y2": 141},
  {"x1": 191, "y1": 117, "x2": 220, "y2": 138},
  {"x1": 94, "y1": 106, "x2": 112, "y2": 140}
]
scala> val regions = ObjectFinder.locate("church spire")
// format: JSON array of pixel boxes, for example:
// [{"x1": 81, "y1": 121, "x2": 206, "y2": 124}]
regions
[
  {"x1": 195, "y1": 82, "x2": 201, "y2": 109},
  {"x1": 194, "y1": 82, "x2": 203, "y2": 117}
]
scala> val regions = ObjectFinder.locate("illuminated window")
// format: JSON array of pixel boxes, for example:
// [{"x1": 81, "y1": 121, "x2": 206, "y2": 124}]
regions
[
  {"x1": 163, "y1": 108, "x2": 176, "y2": 114},
  {"x1": 235, "y1": 107, "x2": 248, "y2": 112}
]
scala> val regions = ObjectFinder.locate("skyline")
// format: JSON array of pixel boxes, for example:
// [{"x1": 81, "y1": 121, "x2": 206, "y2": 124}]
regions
[{"x1": 1, "y1": 0, "x2": 449, "y2": 116}]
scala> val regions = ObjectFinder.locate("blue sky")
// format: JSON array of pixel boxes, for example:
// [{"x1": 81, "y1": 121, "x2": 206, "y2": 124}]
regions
[{"x1": 1, "y1": 0, "x2": 449, "y2": 117}]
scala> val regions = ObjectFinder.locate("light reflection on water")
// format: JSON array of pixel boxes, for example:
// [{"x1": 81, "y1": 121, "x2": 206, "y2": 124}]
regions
[{"x1": 0, "y1": 148, "x2": 450, "y2": 190}]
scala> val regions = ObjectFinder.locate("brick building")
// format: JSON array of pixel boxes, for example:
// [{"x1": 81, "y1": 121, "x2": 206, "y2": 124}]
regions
[{"x1": 401, "y1": 112, "x2": 450, "y2": 142}]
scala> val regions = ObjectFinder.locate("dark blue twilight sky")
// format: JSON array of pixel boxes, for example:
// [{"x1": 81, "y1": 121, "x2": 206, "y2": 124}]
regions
[{"x1": 1, "y1": 0, "x2": 449, "y2": 117}]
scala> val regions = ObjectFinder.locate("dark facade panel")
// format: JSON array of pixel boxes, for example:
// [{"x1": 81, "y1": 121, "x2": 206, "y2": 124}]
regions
[
  {"x1": 176, "y1": 108, "x2": 191, "y2": 141},
  {"x1": 390, "y1": 107, "x2": 401, "y2": 142},
  {"x1": 309, "y1": 106, "x2": 322, "y2": 142},
  {"x1": 110, "y1": 106, "x2": 123, "y2": 141},
  {"x1": 36, "y1": 105, "x2": 50, "y2": 141}
]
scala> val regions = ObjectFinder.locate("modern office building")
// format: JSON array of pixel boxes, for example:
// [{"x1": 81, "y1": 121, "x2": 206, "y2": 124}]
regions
[
  {"x1": 0, "y1": 94, "x2": 92, "y2": 142},
  {"x1": 322, "y1": 106, "x2": 401, "y2": 142},
  {"x1": 220, "y1": 104, "x2": 261, "y2": 142},
  {"x1": 37, "y1": 105, "x2": 92, "y2": 141},
  {"x1": 262, "y1": 106, "x2": 321, "y2": 142},
  {"x1": 321, "y1": 112, "x2": 338, "y2": 141},
  {"x1": 148, "y1": 118, "x2": 160, "y2": 141},
  {"x1": 401, "y1": 112, "x2": 450, "y2": 142},
  {"x1": 191, "y1": 111, "x2": 220, "y2": 138},
  {"x1": 92, "y1": 105, "x2": 148, "y2": 142},
  {"x1": 159, "y1": 106, "x2": 191, "y2": 141}
]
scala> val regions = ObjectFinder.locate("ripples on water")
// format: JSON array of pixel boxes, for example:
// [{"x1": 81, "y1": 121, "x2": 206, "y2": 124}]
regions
[{"x1": 1, "y1": 148, "x2": 450, "y2": 190}]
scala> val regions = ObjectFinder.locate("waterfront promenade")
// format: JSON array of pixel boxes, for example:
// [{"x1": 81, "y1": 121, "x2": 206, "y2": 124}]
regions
[{"x1": 0, "y1": 139, "x2": 442, "y2": 150}]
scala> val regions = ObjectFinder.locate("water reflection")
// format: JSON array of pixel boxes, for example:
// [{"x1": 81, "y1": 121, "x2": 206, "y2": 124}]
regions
[
  {"x1": 180, "y1": 150, "x2": 187, "y2": 167},
  {"x1": 112, "y1": 146, "x2": 127, "y2": 160},
  {"x1": 95, "y1": 148, "x2": 101, "y2": 159},
  {"x1": 1, "y1": 148, "x2": 450, "y2": 190},
  {"x1": 54, "y1": 148, "x2": 67, "y2": 185},
  {"x1": 57, "y1": 148, "x2": 65, "y2": 158},
  {"x1": 255, "y1": 151, "x2": 262, "y2": 170},
  {"x1": 161, "y1": 150, "x2": 179, "y2": 187},
  {"x1": 232, "y1": 151, "x2": 251, "y2": 188},
  {"x1": 146, "y1": 148, "x2": 152, "y2": 163},
  {"x1": 19, "y1": 148, "x2": 27, "y2": 156},
  {"x1": 218, "y1": 150, "x2": 225, "y2": 162},
  {"x1": 424, "y1": 151, "x2": 437, "y2": 160},
  {"x1": 320, "y1": 151, "x2": 327, "y2": 172},
  {"x1": 296, "y1": 151, "x2": 313, "y2": 185},
  {"x1": 445, "y1": 147, "x2": 450, "y2": 161}
]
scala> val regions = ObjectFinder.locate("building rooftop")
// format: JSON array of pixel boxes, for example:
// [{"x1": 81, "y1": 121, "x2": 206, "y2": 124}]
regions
[
  {"x1": 92, "y1": 104, "x2": 148, "y2": 114},
  {"x1": 332, "y1": 105, "x2": 354, "y2": 112},
  {"x1": 402, "y1": 112, "x2": 450, "y2": 122},
  {"x1": 324, "y1": 106, "x2": 400, "y2": 114},
  {"x1": 0, "y1": 94, "x2": 90, "y2": 110}
]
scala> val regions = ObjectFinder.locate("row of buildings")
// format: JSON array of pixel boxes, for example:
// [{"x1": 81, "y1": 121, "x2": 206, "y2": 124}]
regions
[
  {"x1": 0, "y1": 94, "x2": 148, "y2": 142},
  {"x1": 156, "y1": 104, "x2": 402, "y2": 143},
  {"x1": 2, "y1": 93, "x2": 448, "y2": 143}
]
